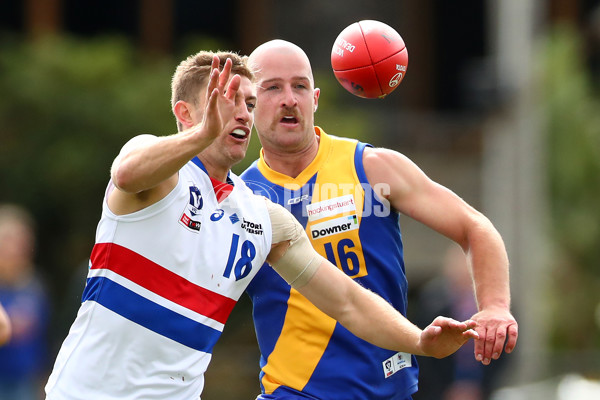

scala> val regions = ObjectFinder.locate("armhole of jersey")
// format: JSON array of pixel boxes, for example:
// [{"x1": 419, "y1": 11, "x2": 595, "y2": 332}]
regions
[
  {"x1": 354, "y1": 141, "x2": 371, "y2": 183},
  {"x1": 102, "y1": 171, "x2": 183, "y2": 220},
  {"x1": 354, "y1": 142, "x2": 395, "y2": 215}
]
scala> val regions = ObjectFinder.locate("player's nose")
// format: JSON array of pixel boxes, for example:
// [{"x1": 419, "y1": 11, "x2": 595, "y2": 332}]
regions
[{"x1": 280, "y1": 85, "x2": 298, "y2": 108}]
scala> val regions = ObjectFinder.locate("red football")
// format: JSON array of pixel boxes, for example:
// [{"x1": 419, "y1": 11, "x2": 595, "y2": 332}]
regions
[{"x1": 331, "y1": 20, "x2": 408, "y2": 99}]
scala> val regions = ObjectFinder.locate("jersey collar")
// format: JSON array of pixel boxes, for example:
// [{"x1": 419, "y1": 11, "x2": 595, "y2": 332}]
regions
[
  {"x1": 191, "y1": 156, "x2": 234, "y2": 186},
  {"x1": 257, "y1": 126, "x2": 332, "y2": 187}
]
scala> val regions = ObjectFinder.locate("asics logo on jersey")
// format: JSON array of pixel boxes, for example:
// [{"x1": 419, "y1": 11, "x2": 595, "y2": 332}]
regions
[
  {"x1": 229, "y1": 213, "x2": 240, "y2": 224},
  {"x1": 210, "y1": 209, "x2": 225, "y2": 221}
]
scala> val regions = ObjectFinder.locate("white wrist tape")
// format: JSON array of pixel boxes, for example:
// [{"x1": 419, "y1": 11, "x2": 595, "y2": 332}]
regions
[{"x1": 264, "y1": 198, "x2": 321, "y2": 288}]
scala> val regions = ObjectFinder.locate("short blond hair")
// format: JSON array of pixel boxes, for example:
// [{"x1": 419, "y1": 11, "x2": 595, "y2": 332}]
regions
[{"x1": 171, "y1": 50, "x2": 253, "y2": 111}]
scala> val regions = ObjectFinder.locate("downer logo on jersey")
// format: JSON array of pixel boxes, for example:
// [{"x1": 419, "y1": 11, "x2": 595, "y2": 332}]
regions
[{"x1": 311, "y1": 215, "x2": 358, "y2": 239}]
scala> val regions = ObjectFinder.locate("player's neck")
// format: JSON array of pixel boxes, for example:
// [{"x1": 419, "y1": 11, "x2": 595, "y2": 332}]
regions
[
  {"x1": 263, "y1": 134, "x2": 319, "y2": 178},
  {"x1": 197, "y1": 155, "x2": 229, "y2": 182}
]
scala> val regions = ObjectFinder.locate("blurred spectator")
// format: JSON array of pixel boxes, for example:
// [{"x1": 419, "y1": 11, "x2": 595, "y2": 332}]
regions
[
  {"x1": 414, "y1": 244, "x2": 504, "y2": 400},
  {"x1": 0, "y1": 204, "x2": 50, "y2": 400}
]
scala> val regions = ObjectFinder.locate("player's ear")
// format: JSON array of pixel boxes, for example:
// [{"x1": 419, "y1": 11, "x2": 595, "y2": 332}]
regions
[
  {"x1": 313, "y1": 88, "x2": 320, "y2": 112},
  {"x1": 173, "y1": 100, "x2": 194, "y2": 130}
]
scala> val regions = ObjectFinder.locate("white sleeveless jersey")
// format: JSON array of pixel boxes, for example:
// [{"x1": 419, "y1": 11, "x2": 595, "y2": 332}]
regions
[{"x1": 46, "y1": 157, "x2": 272, "y2": 399}]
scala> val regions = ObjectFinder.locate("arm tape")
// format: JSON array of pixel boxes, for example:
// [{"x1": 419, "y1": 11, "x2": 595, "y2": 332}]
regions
[{"x1": 264, "y1": 198, "x2": 321, "y2": 288}]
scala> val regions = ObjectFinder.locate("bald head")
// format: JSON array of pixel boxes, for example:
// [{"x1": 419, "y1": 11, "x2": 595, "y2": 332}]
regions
[
  {"x1": 249, "y1": 40, "x2": 315, "y2": 85},
  {"x1": 247, "y1": 39, "x2": 321, "y2": 157}
]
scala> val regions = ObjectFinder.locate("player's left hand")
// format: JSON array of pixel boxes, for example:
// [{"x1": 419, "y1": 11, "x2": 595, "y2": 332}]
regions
[
  {"x1": 470, "y1": 307, "x2": 518, "y2": 365},
  {"x1": 418, "y1": 316, "x2": 479, "y2": 359}
]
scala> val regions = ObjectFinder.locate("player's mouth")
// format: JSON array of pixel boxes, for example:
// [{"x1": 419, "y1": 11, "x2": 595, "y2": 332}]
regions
[
  {"x1": 230, "y1": 128, "x2": 249, "y2": 141},
  {"x1": 280, "y1": 115, "x2": 299, "y2": 125}
]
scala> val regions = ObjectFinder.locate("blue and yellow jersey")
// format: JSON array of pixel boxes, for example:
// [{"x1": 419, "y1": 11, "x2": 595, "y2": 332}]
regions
[{"x1": 241, "y1": 128, "x2": 418, "y2": 400}]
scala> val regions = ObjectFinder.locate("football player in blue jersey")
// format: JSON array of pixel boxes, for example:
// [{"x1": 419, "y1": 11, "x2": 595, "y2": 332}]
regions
[{"x1": 241, "y1": 40, "x2": 518, "y2": 400}]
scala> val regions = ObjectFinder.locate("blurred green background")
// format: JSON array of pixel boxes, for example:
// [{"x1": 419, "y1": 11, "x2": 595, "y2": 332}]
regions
[{"x1": 1, "y1": 1, "x2": 599, "y2": 399}]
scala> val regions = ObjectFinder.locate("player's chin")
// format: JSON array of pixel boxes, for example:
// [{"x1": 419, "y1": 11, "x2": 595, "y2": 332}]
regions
[{"x1": 229, "y1": 146, "x2": 249, "y2": 164}]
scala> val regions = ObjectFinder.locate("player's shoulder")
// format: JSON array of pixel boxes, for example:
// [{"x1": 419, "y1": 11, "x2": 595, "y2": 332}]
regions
[
  {"x1": 361, "y1": 147, "x2": 421, "y2": 189},
  {"x1": 119, "y1": 134, "x2": 159, "y2": 153},
  {"x1": 240, "y1": 159, "x2": 260, "y2": 178},
  {"x1": 363, "y1": 146, "x2": 410, "y2": 168}
]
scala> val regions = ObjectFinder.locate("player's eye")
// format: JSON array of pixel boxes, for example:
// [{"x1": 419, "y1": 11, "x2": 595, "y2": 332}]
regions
[{"x1": 247, "y1": 102, "x2": 256, "y2": 111}]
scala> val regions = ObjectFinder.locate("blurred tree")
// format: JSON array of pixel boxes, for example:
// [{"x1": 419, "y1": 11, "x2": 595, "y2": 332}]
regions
[
  {"x1": 0, "y1": 34, "x2": 175, "y2": 302},
  {"x1": 542, "y1": 24, "x2": 600, "y2": 351}
]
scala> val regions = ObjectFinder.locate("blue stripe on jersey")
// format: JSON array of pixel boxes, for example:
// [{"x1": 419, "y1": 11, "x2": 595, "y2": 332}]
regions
[
  {"x1": 354, "y1": 141, "x2": 371, "y2": 183},
  {"x1": 353, "y1": 142, "x2": 408, "y2": 312},
  {"x1": 82, "y1": 276, "x2": 222, "y2": 352}
]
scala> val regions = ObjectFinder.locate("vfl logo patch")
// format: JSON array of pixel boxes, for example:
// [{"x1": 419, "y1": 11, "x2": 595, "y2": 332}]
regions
[
  {"x1": 188, "y1": 185, "x2": 203, "y2": 215},
  {"x1": 383, "y1": 352, "x2": 412, "y2": 378},
  {"x1": 180, "y1": 185, "x2": 203, "y2": 232},
  {"x1": 310, "y1": 215, "x2": 358, "y2": 239}
]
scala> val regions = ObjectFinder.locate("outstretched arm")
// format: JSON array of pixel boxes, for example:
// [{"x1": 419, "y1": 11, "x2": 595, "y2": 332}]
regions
[
  {"x1": 295, "y1": 255, "x2": 479, "y2": 358},
  {"x1": 264, "y1": 198, "x2": 478, "y2": 359},
  {"x1": 363, "y1": 147, "x2": 518, "y2": 364}
]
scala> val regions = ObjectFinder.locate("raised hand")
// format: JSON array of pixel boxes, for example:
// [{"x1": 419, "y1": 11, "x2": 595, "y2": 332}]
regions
[
  {"x1": 471, "y1": 307, "x2": 518, "y2": 365},
  {"x1": 417, "y1": 317, "x2": 479, "y2": 359},
  {"x1": 197, "y1": 55, "x2": 242, "y2": 144}
]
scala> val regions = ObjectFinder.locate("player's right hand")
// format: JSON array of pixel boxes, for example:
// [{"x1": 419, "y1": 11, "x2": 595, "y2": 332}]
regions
[{"x1": 417, "y1": 316, "x2": 479, "y2": 359}]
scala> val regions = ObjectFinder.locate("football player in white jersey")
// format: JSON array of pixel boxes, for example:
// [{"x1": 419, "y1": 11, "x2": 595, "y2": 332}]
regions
[{"x1": 46, "y1": 51, "x2": 479, "y2": 400}]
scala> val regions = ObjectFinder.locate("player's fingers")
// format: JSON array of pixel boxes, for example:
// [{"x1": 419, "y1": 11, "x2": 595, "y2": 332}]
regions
[
  {"x1": 218, "y1": 58, "x2": 233, "y2": 92},
  {"x1": 464, "y1": 319, "x2": 478, "y2": 331},
  {"x1": 206, "y1": 68, "x2": 219, "y2": 100},
  {"x1": 504, "y1": 323, "x2": 519, "y2": 353},
  {"x1": 433, "y1": 316, "x2": 465, "y2": 330},
  {"x1": 462, "y1": 329, "x2": 480, "y2": 341},
  {"x1": 421, "y1": 324, "x2": 442, "y2": 340},
  {"x1": 474, "y1": 326, "x2": 486, "y2": 363},
  {"x1": 490, "y1": 326, "x2": 507, "y2": 360},
  {"x1": 211, "y1": 55, "x2": 220, "y2": 72},
  {"x1": 482, "y1": 327, "x2": 498, "y2": 365},
  {"x1": 206, "y1": 87, "x2": 219, "y2": 112},
  {"x1": 224, "y1": 74, "x2": 241, "y2": 100}
]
